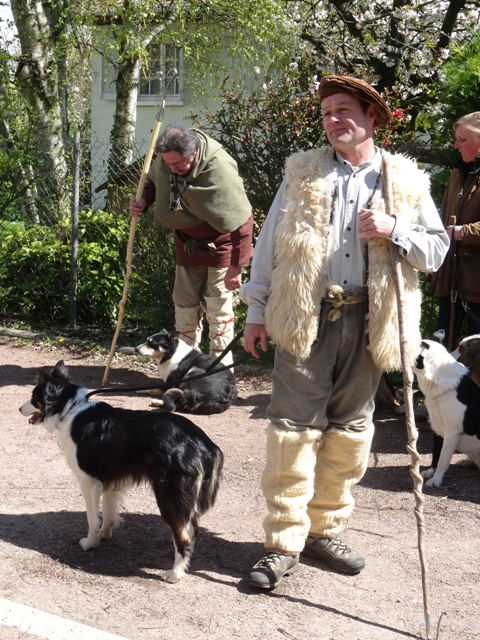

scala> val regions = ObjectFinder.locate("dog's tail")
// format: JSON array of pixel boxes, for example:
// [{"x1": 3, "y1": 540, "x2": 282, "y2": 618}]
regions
[{"x1": 197, "y1": 445, "x2": 224, "y2": 516}]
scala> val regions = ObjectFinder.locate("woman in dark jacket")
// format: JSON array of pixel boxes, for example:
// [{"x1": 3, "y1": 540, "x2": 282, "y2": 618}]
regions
[{"x1": 432, "y1": 112, "x2": 480, "y2": 349}]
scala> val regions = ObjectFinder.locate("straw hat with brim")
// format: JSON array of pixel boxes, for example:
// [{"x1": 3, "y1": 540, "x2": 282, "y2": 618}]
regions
[{"x1": 318, "y1": 75, "x2": 391, "y2": 127}]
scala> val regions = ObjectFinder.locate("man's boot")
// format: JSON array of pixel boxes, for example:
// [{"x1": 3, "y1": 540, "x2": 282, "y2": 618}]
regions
[
  {"x1": 175, "y1": 305, "x2": 203, "y2": 351},
  {"x1": 249, "y1": 424, "x2": 321, "y2": 589},
  {"x1": 205, "y1": 295, "x2": 235, "y2": 366},
  {"x1": 303, "y1": 426, "x2": 374, "y2": 574}
]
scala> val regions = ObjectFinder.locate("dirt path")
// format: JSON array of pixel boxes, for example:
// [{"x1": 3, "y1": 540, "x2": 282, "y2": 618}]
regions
[{"x1": 1, "y1": 336, "x2": 479, "y2": 640}]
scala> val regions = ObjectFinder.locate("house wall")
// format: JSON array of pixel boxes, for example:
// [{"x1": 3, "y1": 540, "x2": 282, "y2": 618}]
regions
[
  {"x1": 90, "y1": 54, "x2": 214, "y2": 209},
  {"x1": 89, "y1": 41, "x2": 263, "y2": 211}
]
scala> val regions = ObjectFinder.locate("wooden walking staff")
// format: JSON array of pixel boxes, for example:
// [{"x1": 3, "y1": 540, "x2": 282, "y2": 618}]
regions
[
  {"x1": 102, "y1": 68, "x2": 178, "y2": 387},
  {"x1": 447, "y1": 215, "x2": 457, "y2": 353},
  {"x1": 382, "y1": 156, "x2": 444, "y2": 640}
]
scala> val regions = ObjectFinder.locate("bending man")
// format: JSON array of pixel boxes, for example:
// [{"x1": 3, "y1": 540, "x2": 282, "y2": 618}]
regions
[{"x1": 131, "y1": 125, "x2": 253, "y2": 364}]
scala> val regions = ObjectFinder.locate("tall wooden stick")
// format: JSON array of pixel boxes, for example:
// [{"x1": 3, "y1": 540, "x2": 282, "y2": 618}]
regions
[
  {"x1": 382, "y1": 156, "x2": 436, "y2": 639},
  {"x1": 102, "y1": 69, "x2": 178, "y2": 386},
  {"x1": 447, "y1": 215, "x2": 457, "y2": 353}
]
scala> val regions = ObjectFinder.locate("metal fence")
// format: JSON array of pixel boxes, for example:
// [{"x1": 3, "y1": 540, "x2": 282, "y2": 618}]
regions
[{"x1": 0, "y1": 135, "x2": 176, "y2": 340}]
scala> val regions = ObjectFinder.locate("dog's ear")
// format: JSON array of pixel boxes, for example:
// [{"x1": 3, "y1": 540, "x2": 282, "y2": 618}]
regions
[
  {"x1": 430, "y1": 329, "x2": 445, "y2": 344},
  {"x1": 37, "y1": 360, "x2": 69, "y2": 383},
  {"x1": 52, "y1": 360, "x2": 69, "y2": 382}
]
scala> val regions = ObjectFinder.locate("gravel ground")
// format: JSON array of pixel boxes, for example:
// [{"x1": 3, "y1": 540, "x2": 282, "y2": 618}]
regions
[{"x1": 1, "y1": 335, "x2": 479, "y2": 640}]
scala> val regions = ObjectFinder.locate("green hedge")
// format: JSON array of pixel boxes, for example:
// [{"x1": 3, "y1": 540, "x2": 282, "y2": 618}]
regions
[{"x1": 0, "y1": 210, "x2": 176, "y2": 333}]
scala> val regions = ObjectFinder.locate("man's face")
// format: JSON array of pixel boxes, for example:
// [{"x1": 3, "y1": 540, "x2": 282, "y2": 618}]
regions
[
  {"x1": 321, "y1": 92, "x2": 376, "y2": 152},
  {"x1": 162, "y1": 150, "x2": 197, "y2": 176}
]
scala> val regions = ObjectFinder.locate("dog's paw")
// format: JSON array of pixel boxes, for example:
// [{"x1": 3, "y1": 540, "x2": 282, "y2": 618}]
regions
[
  {"x1": 100, "y1": 530, "x2": 112, "y2": 540},
  {"x1": 100, "y1": 514, "x2": 122, "y2": 539},
  {"x1": 420, "y1": 467, "x2": 435, "y2": 479},
  {"x1": 100, "y1": 524, "x2": 115, "y2": 540},
  {"x1": 161, "y1": 569, "x2": 184, "y2": 584},
  {"x1": 425, "y1": 475, "x2": 443, "y2": 488},
  {"x1": 79, "y1": 535, "x2": 101, "y2": 551},
  {"x1": 150, "y1": 398, "x2": 173, "y2": 412}
]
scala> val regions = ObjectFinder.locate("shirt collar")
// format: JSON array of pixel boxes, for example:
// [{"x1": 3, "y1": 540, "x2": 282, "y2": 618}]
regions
[{"x1": 334, "y1": 147, "x2": 382, "y2": 173}]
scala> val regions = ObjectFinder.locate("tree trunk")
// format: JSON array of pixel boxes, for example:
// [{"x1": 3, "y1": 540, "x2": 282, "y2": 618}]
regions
[
  {"x1": 106, "y1": 21, "x2": 166, "y2": 190},
  {"x1": 107, "y1": 48, "x2": 142, "y2": 182},
  {"x1": 10, "y1": 0, "x2": 70, "y2": 224}
]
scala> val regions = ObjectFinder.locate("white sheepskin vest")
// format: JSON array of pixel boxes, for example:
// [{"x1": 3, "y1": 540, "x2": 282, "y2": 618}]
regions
[{"x1": 264, "y1": 147, "x2": 426, "y2": 372}]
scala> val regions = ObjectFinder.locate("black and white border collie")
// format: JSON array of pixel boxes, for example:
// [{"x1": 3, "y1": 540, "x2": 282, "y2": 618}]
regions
[
  {"x1": 19, "y1": 360, "x2": 224, "y2": 583},
  {"x1": 135, "y1": 329, "x2": 238, "y2": 415},
  {"x1": 412, "y1": 340, "x2": 480, "y2": 487}
]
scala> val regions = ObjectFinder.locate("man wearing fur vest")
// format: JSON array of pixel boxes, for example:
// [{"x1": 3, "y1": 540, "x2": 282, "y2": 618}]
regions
[{"x1": 239, "y1": 75, "x2": 449, "y2": 589}]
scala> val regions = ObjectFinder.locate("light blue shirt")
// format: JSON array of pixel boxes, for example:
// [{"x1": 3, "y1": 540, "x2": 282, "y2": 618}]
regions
[{"x1": 327, "y1": 149, "x2": 382, "y2": 288}]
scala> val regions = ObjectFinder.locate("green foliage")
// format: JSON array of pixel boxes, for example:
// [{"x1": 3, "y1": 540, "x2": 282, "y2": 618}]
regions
[
  {"x1": 0, "y1": 148, "x2": 33, "y2": 221},
  {"x1": 0, "y1": 211, "x2": 128, "y2": 325},
  {"x1": 74, "y1": 210, "x2": 130, "y2": 323},
  {"x1": 128, "y1": 214, "x2": 176, "y2": 331},
  {"x1": 419, "y1": 273, "x2": 440, "y2": 339},
  {"x1": 0, "y1": 220, "x2": 70, "y2": 319},
  {"x1": 190, "y1": 61, "x2": 324, "y2": 222},
  {"x1": 178, "y1": 0, "x2": 292, "y2": 92},
  {"x1": 421, "y1": 30, "x2": 480, "y2": 207},
  {"x1": 433, "y1": 29, "x2": 480, "y2": 142},
  {"x1": 0, "y1": 196, "x2": 177, "y2": 334}
]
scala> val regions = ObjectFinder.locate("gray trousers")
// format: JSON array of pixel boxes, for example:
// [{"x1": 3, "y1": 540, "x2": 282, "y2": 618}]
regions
[
  {"x1": 261, "y1": 301, "x2": 383, "y2": 548},
  {"x1": 267, "y1": 301, "x2": 382, "y2": 433}
]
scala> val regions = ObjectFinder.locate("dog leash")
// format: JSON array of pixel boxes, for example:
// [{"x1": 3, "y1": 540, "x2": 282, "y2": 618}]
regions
[
  {"x1": 85, "y1": 330, "x2": 249, "y2": 399},
  {"x1": 205, "y1": 329, "x2": 244, "y2": 371},
  {"x1": 461, "y1": 300, "x2": 480, "y2": 327}
]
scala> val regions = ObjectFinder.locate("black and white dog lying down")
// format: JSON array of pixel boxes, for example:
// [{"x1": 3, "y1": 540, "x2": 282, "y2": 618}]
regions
[
  {"x1": 135, "y1": 329, "x2": 238, "y2": 415},
  {"x1": 19, "y1": 361, "x2": 224, "y2": 583},
  {"x1": 412, "y1": 339, "x2": 480, "y2": 487}
]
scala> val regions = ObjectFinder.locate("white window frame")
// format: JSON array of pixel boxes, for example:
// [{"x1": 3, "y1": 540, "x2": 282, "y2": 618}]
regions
[{"x1": 101, "y1": 44, "x2": 184, "y2": 105}]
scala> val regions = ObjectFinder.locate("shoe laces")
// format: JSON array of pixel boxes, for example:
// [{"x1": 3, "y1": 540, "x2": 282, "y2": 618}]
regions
[
  {"x1": 256, "y1": 553, "x2": 291, "y2": 568},
  {"x1": 325, "y1": 538, "x2": 352, "y2": 556}
]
